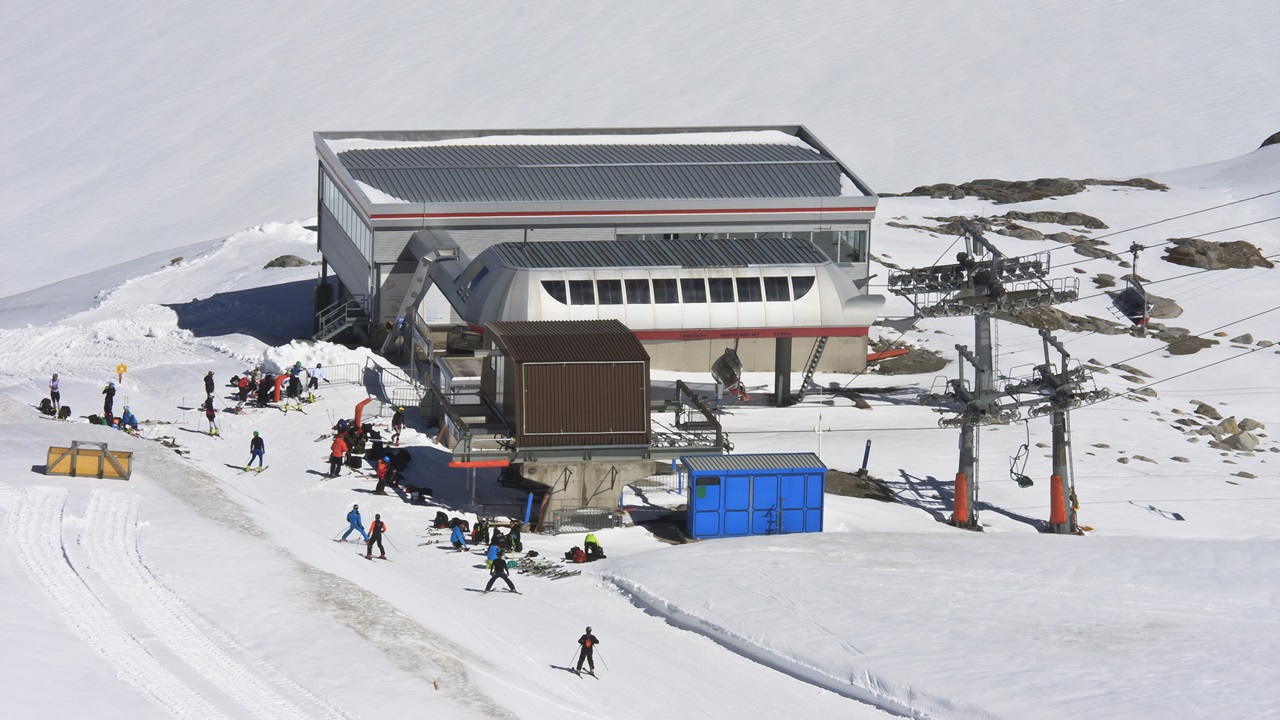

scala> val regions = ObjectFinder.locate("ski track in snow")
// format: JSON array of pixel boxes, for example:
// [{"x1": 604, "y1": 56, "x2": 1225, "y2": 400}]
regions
[
  {"x1": 80, "y1": 489, "x2": 348, "y2": 720},
  {"x1": 0, "y1": 484, "x2": 349, "y2": 720},
  {"x1": 2, "y1": 485, "x2": 227, "y2": 719}
]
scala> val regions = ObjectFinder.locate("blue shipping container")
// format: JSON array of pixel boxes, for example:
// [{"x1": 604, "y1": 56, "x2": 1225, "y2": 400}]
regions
[{"x1": 682, "y1": 453, "x2": 825, "y2": 539}]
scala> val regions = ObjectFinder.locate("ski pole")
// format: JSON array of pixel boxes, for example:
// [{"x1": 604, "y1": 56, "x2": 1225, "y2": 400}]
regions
[
  {"x1": 384, "y1": 531, "x2": 401, "y2": 553},
  {"x1": 596, "y1": 648, "x2": 608, "y2": 671},
  {"x1": 569, "y1": 648, "x2": 580, "y2": 668},
  {"x1": 334, "y1": 526, "x2": 348, "y2": 540}
]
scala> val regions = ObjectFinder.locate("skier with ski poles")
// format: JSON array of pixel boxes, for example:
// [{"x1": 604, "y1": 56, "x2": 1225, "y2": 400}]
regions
[
  {"x1": 365, "y1": 514, "x2": 387, "y2": 559},
  {"x1": 338, "y1": 504, "x2": 368, "y2": 543},
  {"x1": 204, "y1": 393, "x2": 220, "y2": 436},
  {"x1": 575, "y1": 627, "x2": 600, "y2": 676},
  {"x1": 483, "y1": 548, "x2": 517, "y2": 593},
  {"x1": 245, "y1": 430, "x2": 265, "y2": 471},
  {"x1": 391, "y1": 406, "x2": 406, "y2": 445}
]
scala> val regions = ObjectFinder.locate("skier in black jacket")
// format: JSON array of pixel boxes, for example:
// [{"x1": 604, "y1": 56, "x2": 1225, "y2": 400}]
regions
[
  {"x1": 102, "y1": 382, "x2": 116, "y2": 417},
  {"x1": 365, "y1": 514, "x2": 387, "y2": 559},
  {"x1": 483, "y1": 548, "x2": 517, "y2": 593},
  {"x1": 575, "y1": 627, "x2": 599, "y2": 675},
  {"x1": 204, "y1": 370, "x2": 215, "y2": 396}
]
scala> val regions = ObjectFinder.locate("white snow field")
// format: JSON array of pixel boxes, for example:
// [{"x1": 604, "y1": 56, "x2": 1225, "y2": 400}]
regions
[
  {"x1": 3, "y1": 2, "x2": 1280, "y2": 718},
  {"x1": 3, "y1": 1, "x2": 1279, "y2": 296}
]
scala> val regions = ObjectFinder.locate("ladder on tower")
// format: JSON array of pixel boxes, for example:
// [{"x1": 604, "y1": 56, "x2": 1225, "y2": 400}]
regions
[{"x1": 793, "y1": 337, "x2": 829, "y2": 402}]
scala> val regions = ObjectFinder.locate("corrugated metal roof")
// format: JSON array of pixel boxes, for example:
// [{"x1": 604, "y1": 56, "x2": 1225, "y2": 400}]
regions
[
  {"x1": 486, "y1": 237, "x2": 830, "y2": 269},
  {"x1": 339, "y1": 143, "x2": 842, "y2": 203},
  {"x1": 680, "y1": 453, "x2": 827, "y2": 473},
  {"x1": 487, "y1": 320, "x2": 650, "y2": 364}
]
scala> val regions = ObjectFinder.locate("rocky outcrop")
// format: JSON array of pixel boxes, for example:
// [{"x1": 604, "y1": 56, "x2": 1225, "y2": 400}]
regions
[
  {"x1": 891, "y1": 177, "x2": 1167, "y2": 203},
  {"x1": 264, "y1": 255, "x2": 315, "y2": 268},
  {"x1": 1162, "y1": 238, "x2": 1274, "y2": 270},
  {"x1": 1001, "y1": 210, "x2": 1108, "y2": 229}
]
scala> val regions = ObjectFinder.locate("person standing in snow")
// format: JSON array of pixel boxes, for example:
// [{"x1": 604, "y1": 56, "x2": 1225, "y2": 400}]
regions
[
  {"x1": 575, "y1": 627, "x2": 599, "y2": 675},
  {"x1": 102, "y1": 381, "x2": 116, "y2": 417},
  {"x1": 49, "y1": 373, "x2": 61, "y2": 411},
  {"x1": 328, "y1": 432, "x2": 348, "y2": 477},
  {"x1": 340, "y1": 504, "x2": 368, "y2": 542},
  {"x1": 204, "y1": 370, "x2": 215, "y2": 397},
  {"x1": 204, "y1": 394, "x2": 220, "y2": 436},
  {"x1": 119, "y1": 406, "x2": 139, "y2": 432},
  {"x1": 307, "y1": 363, "x2": 327, "y2": 391},
  {"x1": 391, "y1": 406, "x2": 406, "y2": 445},
  {"x1": 483, "y1": 548, "x2": 517, "y2": 593},
  {"x1": 246, "y1": 430, "x2": 265, "y2": 470},
  {"x1": 485, "y1": 536, "x2": 502, "y2": 569},
  {"x1": 365, "y1": 514, "x2": 387, "y2": 559},
  {"x1": 450, "y1": 522, "x2": 469, "y2": 552}
]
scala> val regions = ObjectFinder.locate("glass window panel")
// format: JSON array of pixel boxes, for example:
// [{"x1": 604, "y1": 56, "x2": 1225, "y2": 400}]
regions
[
  {"x1": 652, "y1": 279, "x2": 679, "y2": 304},
  {"x1": 597, "y1": 279, "x2": 623, "y2": 305},
  {"x1": 625, "y1": 279, "x2": 650, "y2": 304},
  {"x1": 680, "y1": 278, "x2": 706, "y2": 303},
  {"x1": 763, "y1": 276, "x2": 790, "y2": 301},
  {"x1": 735, "y1": 277, "x2": 762, "y2": 302},
  {"x1": 541, "y1": 280, "x2": 567, "y2": 304},
  {"x1": 792, "y1": 276, "x2": 815, "y2": 300},
  {"x1": 707, "y1": 278, "x2": 735, "y2": 303},
  {"x1": 568, "y1": 280, "x2": 595, "y2": 305}
]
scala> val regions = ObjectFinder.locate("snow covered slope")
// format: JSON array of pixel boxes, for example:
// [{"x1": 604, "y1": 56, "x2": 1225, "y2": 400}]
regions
[{"x1": 3, "y1": 1, "x2": 1279, "y2": 295}]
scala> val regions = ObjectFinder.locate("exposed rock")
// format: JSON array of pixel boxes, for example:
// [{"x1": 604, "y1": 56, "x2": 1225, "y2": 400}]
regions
[
  {"x1": 1093, "y1": 443, "x2": 1111, "y2": 449},
  {"x1": 1092, "y1": 274, "x2": 1117, "y2": 288},
  {"x1": 1261, "y1": 131, "x2": 1280, "y2": 149},
  {"x1": 1223, "y1": 431, "x2": 1260, "y2": 452},
  {"x1": 1239, "y1": 418, "x2": 1266, "y2": 432},
  {"x1": 1111, "y1": 362, "x2": 1151, "y2": 378},
  {"x1": 264, "y1": 255, "x2": 313, "y2": 269},
  {"x1": 1258, "y1": 340, "x2": 1275, "y2": 348},
  {"x1": 1234, "y1": 471, "x2": 1258, "y2": 479},
  {"x1": 1131, "y1": 387, "x2": 1158, "y2": 398},
  {"x1": 1167, "y1": 336, "x2": 1215, "y2": 355},
  {"x1": 1132, "y1": 455, "x2": 1157, "y2": 464},
  {"x1": 1116, "y1": 457, "x2": 1130, "y2": 464},
  {"x1": 169, "y1": 256, "x2": 184, "y2": 265},
  {"x1": 1229, "y1": 333, "x2": 1254, "y2": 345},
  {"x1": 1001, "y1": 210, "x2": 1108, "y2": 229},
  {"x1": 996, "y1": 223, "x2": 1045, "y2": 242},
  {"x1": 1217, "y1": 417, "x2": 1240, "y2": 435},
  {"x1": 1082, "y1": 178, "x2": 1169, "y2": 192},
  {"x1": 867, "y1": 338, "x2": 949, "y2": 375},
  {"x1": 1171, "y1": 456, "x2": 1190, "y2": 463},
  {"x1": 1073, "y1": 267, "x2": 1087, "y2": 274},
  {"x1": 1193, "y1": 401, "x2": 1223, "y2": 420},
  {"x1": 1174, "y1": 418, "x2": 1201, "y2": 427},
  {"x1": 1162, "y1": 238, "x2": 1275, "y2": 270},
  {"x1": 1120, "y1": 375, "x2": 1146, "y2": 384}
]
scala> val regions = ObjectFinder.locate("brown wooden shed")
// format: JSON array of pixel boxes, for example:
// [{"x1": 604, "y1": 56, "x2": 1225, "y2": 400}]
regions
[{"x1": 481, "y1": 320, "x2": 651, "y2": 449}]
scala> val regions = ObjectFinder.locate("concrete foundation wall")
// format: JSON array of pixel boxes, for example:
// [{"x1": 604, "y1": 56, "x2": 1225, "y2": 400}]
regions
[
  {"x1": 520, "y1": 459, "x2": 653, "y2": 517},
  {"x1": 644, "y1": 336, "x2": 869, "y2": 373}
]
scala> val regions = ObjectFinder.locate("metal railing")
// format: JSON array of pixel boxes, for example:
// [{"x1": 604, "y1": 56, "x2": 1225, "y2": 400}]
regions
[
  {"x1": 321, "y1": 362, "x2": 362, "y2": 386},
  {"x1": 548, "y1": 506, "x2": 618, "y2": 534},
  {"x1": 315, "y1": 297, "x2": 369, "y2": 340}
]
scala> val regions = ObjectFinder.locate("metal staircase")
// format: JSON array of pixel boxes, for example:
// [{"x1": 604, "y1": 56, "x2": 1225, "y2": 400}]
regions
[
  {"x1": 793, "y1": 337, "x2": 829, "y2": 402},
  {"x1": 314, "y1": 297, "x2": 370, "y2": 342}
]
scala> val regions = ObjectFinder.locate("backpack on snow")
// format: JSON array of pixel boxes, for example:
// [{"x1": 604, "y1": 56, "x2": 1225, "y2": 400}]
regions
[
  {"x1": 565, "y1": 546, "x2": 586, "y2": 563},
  {"x1": 39, "y1": 398, "x2": 55, "y2": 416},
  {"x1": 433, "y1": 510, "x2": 450, "y2": 529},
  {"x1": 57, "y1": 406, "x2": 72, "y2": 421}
]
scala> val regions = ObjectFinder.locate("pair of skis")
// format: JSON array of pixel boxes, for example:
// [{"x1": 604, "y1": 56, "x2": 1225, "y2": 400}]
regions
[{"x1": 240, "y1": 466, "x2": 268, "y2": 474}]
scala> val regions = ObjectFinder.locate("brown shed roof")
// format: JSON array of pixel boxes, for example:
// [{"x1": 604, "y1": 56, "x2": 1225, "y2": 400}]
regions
[{"x1": 486, "y1": 320, "x2": 650, "y2": 364}]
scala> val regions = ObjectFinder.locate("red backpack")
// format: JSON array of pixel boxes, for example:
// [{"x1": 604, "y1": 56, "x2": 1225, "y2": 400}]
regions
[{"x1": 570, "y1": 547, "x2": 586, "y2": 564}]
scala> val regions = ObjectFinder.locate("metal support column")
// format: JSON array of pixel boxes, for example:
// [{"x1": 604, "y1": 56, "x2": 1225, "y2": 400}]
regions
[{"x1": 773, "y1": 337, "x2": 793, "y2": 406}]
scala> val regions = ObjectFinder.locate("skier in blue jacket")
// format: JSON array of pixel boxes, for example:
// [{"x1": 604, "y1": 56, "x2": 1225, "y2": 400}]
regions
[
  {"x1": 450, "y1": 523, "x2": 468, "y2": 552},
  {"x1": 340, "y1": 504, "x2": 369, "y2": 542},
  {"x1": 119, "y1": 406, "x2": 139, "y2": 432},
  {"x1": 486, "y1": 539, "x2": 502, "y2": 569}
]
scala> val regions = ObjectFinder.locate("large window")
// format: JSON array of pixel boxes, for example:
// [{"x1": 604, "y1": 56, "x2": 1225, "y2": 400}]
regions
[
  {"x1": 792, "y1": 276, "x2": 815, "y2": 300},
  {"x1": 680, "y1": 278, "x2": 706, "y2": 303},
  {"x1": 542, "y1": 280, "x2": 567, "y2": 304},
  {"x1": 736, "y1": 277, "x2": 762, "y2": 302},
  {"x1": 653, "y1": 279, "x2": 679, "y2": 304},
  {"x1": 707, "y1": 278, "x2": 735, "y2": 303},
  {"x1": 813, "y1": 229, "x2": 869, "y2": 263},
  {"x1": 616, "y1": 227, "x2": 871, "y2": 265},
  {"x1": 597, "y1": 279, "x2": 623, "y2": 305},
  {"x1": 625, "y1": 279, "x2": 650, "y2": 304},
  {"x1": 568, "y1": 280, "x2": 595, "y2": 305},
  {"x1": 763, "y1": 276, "x2": 790, "y2": 301},
  {"x1": 320, "y1": 173, "x2": 372, "y2": 261}
]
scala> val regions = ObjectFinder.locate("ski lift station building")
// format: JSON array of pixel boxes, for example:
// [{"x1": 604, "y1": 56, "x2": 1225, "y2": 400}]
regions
[{"x1": 313, "y1": 126, "x2": 885, "y2": 372}]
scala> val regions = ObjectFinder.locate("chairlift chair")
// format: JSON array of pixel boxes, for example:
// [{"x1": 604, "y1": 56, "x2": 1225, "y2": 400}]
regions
[{"x1": 710, "y1": 347, "x2": 751, "y2": 402}]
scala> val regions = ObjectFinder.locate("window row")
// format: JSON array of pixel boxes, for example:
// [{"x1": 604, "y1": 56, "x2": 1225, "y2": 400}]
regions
[
  {"x1": 320, "y1": 173, "x2": 373, "y2": 261},
  {"x1": 541, "y1": 276, "x2": 815, "y2": 306},
  {"x1": 615, "y1": 228, "x2": 869, "y2": 264}
]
